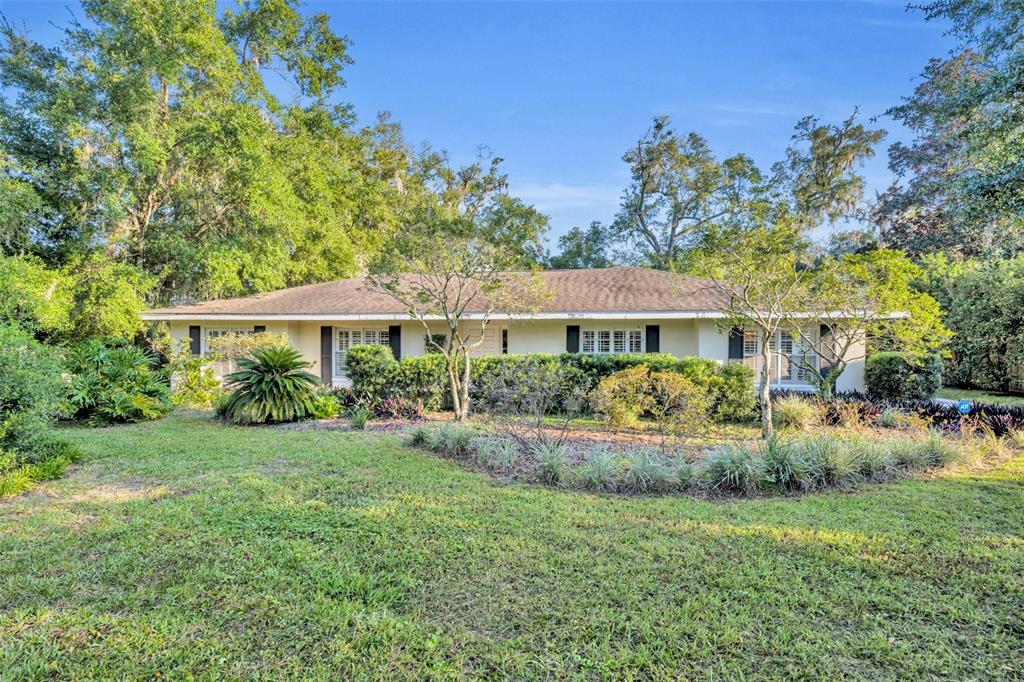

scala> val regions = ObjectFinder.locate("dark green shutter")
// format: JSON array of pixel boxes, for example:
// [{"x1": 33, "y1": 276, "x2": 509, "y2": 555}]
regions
[
  {"x1": 566, "y1": 325, "x2": 580, "y2": 353},
  {"x1": 320, "y1": 326, "x2": 333, "y2": 384},
  {"x1": 645, "y1": 325, "x2": 660, "y2": 353},
  {"x1": 253, "y1": 325, "x2": 266, "y2": 333},
  {"x1": 388, "y1": 325, "x2": 401, "y2": 360},
  {"x1": 819, "y1": 324, "x2": 832, "y2": 339},
  {"x1": 728, "y1": 327, "x2": 744, "y2": 360},
  {"x1": 501, "y1": 329, "x2": 508, "y2": 354},
  {"x1": 188, "y1": 325, "x2": 201, "y2": 356}
]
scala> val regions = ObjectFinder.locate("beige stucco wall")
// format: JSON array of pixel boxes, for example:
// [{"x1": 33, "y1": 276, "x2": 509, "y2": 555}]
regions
[{"x1": 164, "y1": 317, "x2": 867, "y2": 391}]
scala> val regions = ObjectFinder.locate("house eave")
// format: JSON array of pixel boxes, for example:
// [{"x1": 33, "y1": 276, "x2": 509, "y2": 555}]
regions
[{"x1": 142, "y1": 310, "x2": 735, "y2": 322}]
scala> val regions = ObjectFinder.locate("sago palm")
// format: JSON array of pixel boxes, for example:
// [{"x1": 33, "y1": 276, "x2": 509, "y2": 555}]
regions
[{"x1": 220, "y1": 346, "x2": 320, "y2": 424}]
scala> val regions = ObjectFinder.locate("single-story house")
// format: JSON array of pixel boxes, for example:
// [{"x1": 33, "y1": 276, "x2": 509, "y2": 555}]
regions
[{"x1": 143, "y1": 266, "x2": 865, "y2": 392}]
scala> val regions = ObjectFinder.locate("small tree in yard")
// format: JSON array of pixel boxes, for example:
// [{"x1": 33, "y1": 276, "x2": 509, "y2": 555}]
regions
[
  {"x1": 789, "y1": 249, "x2": 950, "y2": 398},
  {"x1": 698, "y1": 225, "x2": 811, "y2": 437},
  {"x1": 370, "y1": 237, "x2": 544, "y2": 420}
]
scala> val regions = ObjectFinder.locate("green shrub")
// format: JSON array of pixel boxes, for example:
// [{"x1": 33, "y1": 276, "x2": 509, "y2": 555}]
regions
[
  {"x1": 347, "y1": 405, "x2": 370, "y2": 430},
  {"x1": 674, "y1": 458, "x2": 696, "y2": 488},
  {"x1": 535, "y1": 441, "x2": 567, "y2": 485},
  {"x1": 219, "y1": 346, "x2": 320, "y2": 424},
  {"x1": 772, "y1": 396, "x2": 821, "y2": 430},
  {"x1": 408, "y1": 424, "x2": 433, "y2": 447},
  {"x1": 589, "y1": 365, "x2": 654, "y2": 428},
  {"x1": 713, "y1": 362, "x2": 757, "y2": 422},
  {"x1": 865, "y1": 352, "x2": 942, "y2": 401},
  {"x1": 309, "y1": 393, "x2": 342, "y2": 420},
  {"x1": 425, "y1": 424, "x2": 474, "y2": 457},
  {"x1": 344, "y1": 350, "x2": 755, "y2": 423},
  {"x1": 171, "y1": 355, "x2": 223, "y2": 408},
  {"x1": 699, "y1": 444, "x2": 763, "y2": 494},
  {"x1": 648, "y1": 371, "x2": 709, "y2": 435},
  {"x1": 65, "y1": 340, "x2": 173, "y2": 425},
  {"x1": 620, "y1": 449, "x2": 674, "y2": 493},
  {"x1": 576, "y1": 447, "x2": 619, "y2": 490},
  {"x1": 0, "y1": 323, "x2": 67, "y2": 451}
]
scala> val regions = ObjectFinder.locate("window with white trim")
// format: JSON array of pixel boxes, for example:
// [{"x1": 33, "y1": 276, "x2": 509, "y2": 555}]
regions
[
  {"x1": 334, "y1": 328, "x2": 389, "y2": 376},
  {"x1": 581, "y1": 328, "x2": 643, "y2": 355}
]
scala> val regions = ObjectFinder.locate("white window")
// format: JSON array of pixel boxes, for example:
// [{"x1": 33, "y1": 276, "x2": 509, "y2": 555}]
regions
[
  {"x1": 335, "y1": 328, "x2": 389, "y2": 376},
  {"x1": 629, "y1": 330, "x2": 642, "y2": 353},
  {"x1": 581, "y1": 328, "x2": 643, "y2": 355},
  {"x1": 581, "y1": 331, "x2": 595, "y2": 353},
  {"x1": 743, "y1": 329, "x2": 758, "y2": 356}
]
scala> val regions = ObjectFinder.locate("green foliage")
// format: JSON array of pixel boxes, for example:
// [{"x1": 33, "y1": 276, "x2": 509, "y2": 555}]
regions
[
  {"x1": 547, "y1": 221, "x2": 613, "y2": 269},
  {"x1": 471, "y1": 437, "x2": 519, "y2": 470},
  {"x1": 0, "y1": 255, "x2": 72, "y2": 335},
  {"x1": 865, "y1": 352, "x2": 942, "y2": 401},
  {"x1": 760, "y1": 435, "x2": 813, "y2": 492},
  {"x1": 65, "y1": 341, "x2": 173, "y2": 426},
  {"x1": 535, "y1": 441, "x2": 567, "y2": 486},
  {"x1": 713, "y1": 362, "x2": 758, "y2": 422},
  {"x1": 309, "y1": 393, "x2": 342, "y2": 420},
  {"x1": 346, "y1": 349, "x2": 755, "y2": 423},
  {"x1": 772, "y1": 396, "x2": 822, "y2": 431},
  {"x1": 879, "y1": 2, "x2": 1024, "y2": 258},
  {"x1": 916, "y1": 255, "x2": 1024, "y2": 392},
  {"x1": 171, "y1": 355, "x2": 224, "y2": 409},
  {"x1": 575, "y1": 447, "x2": 619, "y2": 491},
  {"x1": 589, "y1": 365, "x2": 653, "y2": 428},
  {"x1": 219, "y1": 346, "x2": 320, "y2": 425},
  {"x1": 0, "y1": 324, "x2": 82, "y2": 497},
  {"x1": 796, "y1": 435, "x2": 862, "y2": 490},
  {"x1": 620, "y1": 449, "x2": 674, "y2": 493},
  {"x1": 700, "y1": 444, "x2": 764, "y2": 495},
  {"x1": 0, "y1": 324, "x2": 67, "y2": 450},
  {"x1": 648, "y1": 370, "x2": 709, "y2": 435},
  {"x1": 347, "y1": 405, "x2": 370, "y2": 430},
  {"x1": 0, "y1": 0, "x2": 394, "y2": 303}
]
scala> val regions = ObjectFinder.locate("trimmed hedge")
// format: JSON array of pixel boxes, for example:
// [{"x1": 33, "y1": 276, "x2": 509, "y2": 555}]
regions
[
  {"x1": 346, "y1": 346, "x2": 756, "y2": 422},
  {"x1": 865, "y1": 352, "x2": 942, "y2": 402}
]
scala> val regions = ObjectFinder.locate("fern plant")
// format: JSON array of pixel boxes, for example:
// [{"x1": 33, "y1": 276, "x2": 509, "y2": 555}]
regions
[{"x1": 219, "y1": 346, "x2": 320, "y2": 424}]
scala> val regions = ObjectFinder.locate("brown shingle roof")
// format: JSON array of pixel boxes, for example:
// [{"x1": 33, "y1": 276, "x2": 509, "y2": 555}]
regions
[{"x1": 144, "y1": 266, "x2": 730, "y2": 317}]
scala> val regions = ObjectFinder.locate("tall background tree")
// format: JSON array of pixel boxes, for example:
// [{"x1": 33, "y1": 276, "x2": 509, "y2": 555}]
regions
[{"x1": 877, "y1": 0, "x2": 1024, "y2": 258}]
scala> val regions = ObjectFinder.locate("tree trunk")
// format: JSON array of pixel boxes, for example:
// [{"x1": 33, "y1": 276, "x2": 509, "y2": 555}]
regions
[
  {"x1": 459, "y1": 352, "x2": 472, "y2": 421},
  {"x1": 760, "y1": 341, "x2": 773, "y2": 438}
]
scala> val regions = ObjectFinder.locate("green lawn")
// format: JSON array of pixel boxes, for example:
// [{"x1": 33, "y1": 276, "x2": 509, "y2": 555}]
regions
[
  {"x1": 2, "y1": 412, "x2": 1022, "y2": 680},
  {"x1": 936, "y1": 387, "x2": 1024, "y2": 408}
]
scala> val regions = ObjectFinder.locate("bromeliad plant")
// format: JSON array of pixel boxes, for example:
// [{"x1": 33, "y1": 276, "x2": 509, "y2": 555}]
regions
[{"x1": 218, "y1": 346, "x2": 320, "y2": 424}]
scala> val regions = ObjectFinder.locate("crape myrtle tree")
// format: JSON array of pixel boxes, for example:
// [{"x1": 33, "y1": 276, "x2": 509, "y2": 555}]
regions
[
  {"x1": 700, "y1": 225, "x2": 812, "y2": 437},
  {"x1": 790, "y1": 249, "x2": 950, "y2": 398},
  {"x1": 370, "y1": 151, "x2": 549, "y2": 421},
  {"x1": 695, "y1": 111, "x2": 886, "y2": 436}
]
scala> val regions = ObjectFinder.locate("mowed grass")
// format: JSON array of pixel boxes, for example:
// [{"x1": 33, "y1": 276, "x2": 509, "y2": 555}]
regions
[
  {"x1": 1, "y1": 413, "x2": 1022, "y2": 680},
  {"x1": 936, "y1": 386, "x2": 1024, "y2": 408}
]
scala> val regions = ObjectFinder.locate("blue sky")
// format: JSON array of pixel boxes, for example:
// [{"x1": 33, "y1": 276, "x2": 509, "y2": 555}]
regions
[{"x1": 1, "y1": 1, "x2": 953, "y2": 247}]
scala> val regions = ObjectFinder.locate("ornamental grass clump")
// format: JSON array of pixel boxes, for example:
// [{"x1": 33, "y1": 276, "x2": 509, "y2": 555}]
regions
[
  {"x1": 620, "y1": 449, "x2": 674, "y2": 493},
  {"x1": 759, "y1": 435, "x2": 813, "y2": 492},
  {"x1": 772, "y1": 396, "x2": 822, "y2": 431},
  {"x1": 575, "y1": 447, "x2": 619, "y2": 491},
  {"x1": 535, "y1": 441, "x2": 567, "y2": 486},
  {"x1": 218, "y1": 346, "x2": 320, "y2": 424},
  {"x1": 699, "y1": 443, "x2": 763, "y2": 495},
  {"x1": 472, "y1": 437, "x2": 519, "y2": 470},
  {"x1": 917, "y1": 428, "x2": 960, "y2": 466},
  {"x1": 850, "y1": 441, "x2": 900, "y2": 482},
  {"x1": 798, "y1": 435, "x2": 862, "y2": 490}
]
